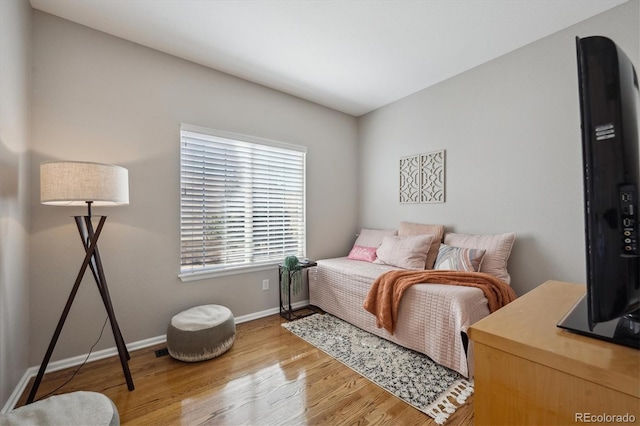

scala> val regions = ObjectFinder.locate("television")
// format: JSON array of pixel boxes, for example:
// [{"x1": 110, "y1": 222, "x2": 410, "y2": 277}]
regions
[{"x1": 557, "y1": 36, "x2": 640, "y2": 349}]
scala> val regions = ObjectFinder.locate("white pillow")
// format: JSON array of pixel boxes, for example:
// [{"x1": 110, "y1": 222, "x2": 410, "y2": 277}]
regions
[
  {"x1": 443, "y1": 232, "x2": 516, "y2": 284},
  {"x1": 375, "y1": 234, "x2": 434, "y2": 270},
  {"x1": 353, "y1": 228, "x2": 397, "y2": 248}
]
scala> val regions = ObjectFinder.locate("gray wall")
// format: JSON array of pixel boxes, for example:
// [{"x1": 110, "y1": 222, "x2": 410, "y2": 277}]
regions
[
  {"x1": 0, "y1": 0, "x2": 32, "y2": 408},
  {"x1": 357, "y1": 1, "x2": 639, "y2": 297},
  {"x1": 29, "y1": 11, "x2": 358, "y2": 364}
]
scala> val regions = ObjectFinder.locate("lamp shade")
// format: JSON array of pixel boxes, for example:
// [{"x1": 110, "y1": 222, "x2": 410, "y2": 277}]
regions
[{"x1": 41, "y1": 161, "x2": 129, "y2": 206}]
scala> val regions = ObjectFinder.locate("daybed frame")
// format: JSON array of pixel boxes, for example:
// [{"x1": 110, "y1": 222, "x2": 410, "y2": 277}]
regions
[{"x1": 308, "y1": 257, "x2": 491, "y2": 378}]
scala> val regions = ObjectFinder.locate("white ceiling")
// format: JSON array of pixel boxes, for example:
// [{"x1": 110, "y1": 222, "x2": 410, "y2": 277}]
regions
[{"x1": 29, "y1": 0, "x2": 627, "y2": 117}]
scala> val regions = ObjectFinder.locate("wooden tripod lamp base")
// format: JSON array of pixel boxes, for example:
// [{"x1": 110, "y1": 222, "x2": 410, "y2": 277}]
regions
[{"x1": 29, "y1": 161, "x2": 134, "y2": 403}]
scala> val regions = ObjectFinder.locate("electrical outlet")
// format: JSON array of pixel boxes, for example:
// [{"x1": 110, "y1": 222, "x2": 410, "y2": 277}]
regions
[{"x1": 262, "y1": 279, "x2": 269, "y2": 290}]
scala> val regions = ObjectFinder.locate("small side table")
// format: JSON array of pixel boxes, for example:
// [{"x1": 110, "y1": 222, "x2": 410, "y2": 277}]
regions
[{"x1": 279, "y1": 260, "x2": 317, "y2": 321}]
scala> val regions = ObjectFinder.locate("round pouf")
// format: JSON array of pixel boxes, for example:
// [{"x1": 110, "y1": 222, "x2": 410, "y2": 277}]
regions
[
  {"x1": 167, "y1": 304, "x2": 235, "y2": 362},
  {"x1": 0, "y1": 391, "x2": 119, "y2": 426}
]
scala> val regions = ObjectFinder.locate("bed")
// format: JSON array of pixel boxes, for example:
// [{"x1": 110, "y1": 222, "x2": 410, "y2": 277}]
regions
[{"x1": 308, "y1": 223, "x2": 516, "y2": 378}]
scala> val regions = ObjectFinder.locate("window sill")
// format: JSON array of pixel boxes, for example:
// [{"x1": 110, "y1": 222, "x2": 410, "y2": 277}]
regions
[{"x1": 179, "y1": 262, "x2": 279, "y2": 282}]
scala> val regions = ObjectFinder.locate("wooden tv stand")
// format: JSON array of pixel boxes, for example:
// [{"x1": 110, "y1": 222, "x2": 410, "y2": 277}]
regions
[{"x1": 468, "y1": 280, "x2": 640, "y2": 425}]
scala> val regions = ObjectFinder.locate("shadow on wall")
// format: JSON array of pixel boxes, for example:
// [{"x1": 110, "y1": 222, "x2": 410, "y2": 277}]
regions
[
  {"x1": 0, "y1": 137, "x2": 20, "y2": 293},
  {"x1": 0, "y1": 136, "x2": 23, "y2": 406},
  {"x1": 508, "y1": 233, "x2": 585, "y2": 296},
  {"x1": 29, "y1": 148, "x2": 174, "y2": 235},
  {"x1": 0, "y1": 139, "x2": 19, "y2": 199}
]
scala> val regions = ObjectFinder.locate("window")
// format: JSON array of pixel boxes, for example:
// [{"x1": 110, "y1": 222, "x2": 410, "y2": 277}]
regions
[{"x1": 179, "y1": 125, "x2": 306, "y2": 280}]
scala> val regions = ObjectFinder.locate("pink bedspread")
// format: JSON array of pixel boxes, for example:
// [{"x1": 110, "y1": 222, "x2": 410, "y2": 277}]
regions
[{"x1": 308, "y1": 257, "x2": 491, "y2": 377}]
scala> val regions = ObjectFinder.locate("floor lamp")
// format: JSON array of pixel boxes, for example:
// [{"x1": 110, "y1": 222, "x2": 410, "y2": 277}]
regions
[{"x1": 27, "y1": 161, "x2": 135, "y2": 404}]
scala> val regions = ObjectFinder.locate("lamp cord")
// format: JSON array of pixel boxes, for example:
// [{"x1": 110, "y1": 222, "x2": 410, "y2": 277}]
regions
[{"x1": 35, "y1": 316, "x2": 109, "y2": 402}]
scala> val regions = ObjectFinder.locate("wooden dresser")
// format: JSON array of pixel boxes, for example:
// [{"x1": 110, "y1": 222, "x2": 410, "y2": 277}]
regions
[{"x1": 468, "y1": 280, "x2": 640, "y2": 425}]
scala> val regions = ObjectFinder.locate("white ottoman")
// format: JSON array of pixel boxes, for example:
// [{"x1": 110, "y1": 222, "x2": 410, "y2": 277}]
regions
[
  {"x1": 167, "y1": 304, "x2": 235, "y2": 362},
  {"x1": 0, "y1": 391, "x2": 119, "y2": 426}
]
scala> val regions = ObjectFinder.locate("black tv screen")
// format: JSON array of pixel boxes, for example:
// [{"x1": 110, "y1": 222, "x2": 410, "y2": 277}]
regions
[{"x1": 558, "y1": 36, "x2": 640, "y2": 349}]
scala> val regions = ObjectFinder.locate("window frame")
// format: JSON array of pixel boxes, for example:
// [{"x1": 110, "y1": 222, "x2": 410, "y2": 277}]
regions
[{"x1": 178, "y1": 124, "x2": 307, "y2": 282}]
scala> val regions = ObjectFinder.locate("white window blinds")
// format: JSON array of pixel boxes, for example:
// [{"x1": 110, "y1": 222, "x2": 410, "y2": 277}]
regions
[{"x1": 180, "y1": 125, "x2": 306, "y2": 276}]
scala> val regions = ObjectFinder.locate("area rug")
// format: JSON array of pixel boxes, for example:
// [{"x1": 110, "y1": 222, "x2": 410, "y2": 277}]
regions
[{"x1": 282, "y1": 313, "x2": 472, "y2": 425}]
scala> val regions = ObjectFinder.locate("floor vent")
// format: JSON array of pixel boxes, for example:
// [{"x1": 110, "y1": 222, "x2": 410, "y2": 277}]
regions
[{"x1": 155, "y1": 348, "x2": 169, "y2": 358}]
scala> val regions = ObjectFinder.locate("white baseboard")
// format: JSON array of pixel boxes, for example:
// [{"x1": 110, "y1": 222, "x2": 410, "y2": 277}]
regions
[{"x1": 1, "y1": 300, "x2": 309, "y2": 414}]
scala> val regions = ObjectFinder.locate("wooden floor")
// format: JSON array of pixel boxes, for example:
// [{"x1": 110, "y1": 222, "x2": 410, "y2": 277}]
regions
[{"x1": 16, "y1": 314, "x2": 474, "y2": 425}]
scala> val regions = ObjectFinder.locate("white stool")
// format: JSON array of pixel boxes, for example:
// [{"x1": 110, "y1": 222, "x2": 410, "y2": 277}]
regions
[
  {"x1": 166, "y1": 304, "x2": 235, "y2": 362},
  {"x1": 0, "y1": 391, "x2": 119, "y2": 426}
]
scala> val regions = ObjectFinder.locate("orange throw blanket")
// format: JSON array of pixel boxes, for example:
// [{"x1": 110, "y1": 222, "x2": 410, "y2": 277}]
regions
[{"x1": 363, "y1": 270, "x2": 517, "y2": 334}]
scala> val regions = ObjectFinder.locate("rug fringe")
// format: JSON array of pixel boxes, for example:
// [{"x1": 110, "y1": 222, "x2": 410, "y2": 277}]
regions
[{"x1": 424, "y1": 379, "x2": 474, "y2": 425}]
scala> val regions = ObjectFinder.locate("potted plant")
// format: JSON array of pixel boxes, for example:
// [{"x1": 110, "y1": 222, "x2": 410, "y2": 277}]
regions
[{"x1": 281, "y1": 255, "x2": 303, "y2": 296}]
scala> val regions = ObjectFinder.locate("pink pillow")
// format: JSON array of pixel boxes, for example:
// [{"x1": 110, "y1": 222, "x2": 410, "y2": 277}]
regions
[
  {"x1": 346, "y1": 228, "x2": 398, "y2": 263},
  {"x1": 347, "y1": 245, "x2": 378, "y2": 262},
  {"x1": 398, "y1": 222, "x2": 445, "y2": 269}
]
